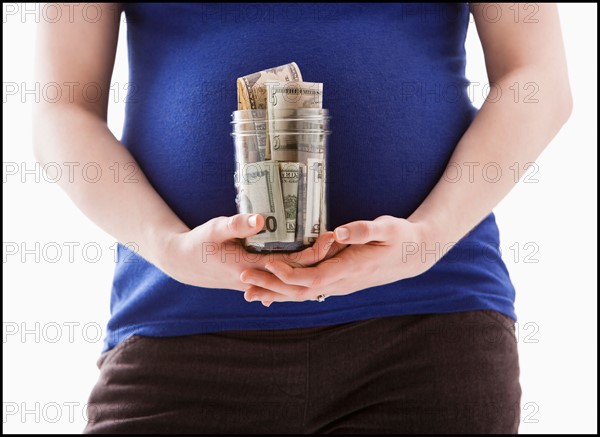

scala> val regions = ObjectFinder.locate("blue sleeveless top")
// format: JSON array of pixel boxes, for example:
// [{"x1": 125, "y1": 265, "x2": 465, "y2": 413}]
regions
[{"x1": 105, "y1": 3, "x2": 516, "y2": 351}]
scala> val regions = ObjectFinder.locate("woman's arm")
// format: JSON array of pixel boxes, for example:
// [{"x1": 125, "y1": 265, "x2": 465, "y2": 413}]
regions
[
  {"x1": 33, "y1": 4, "x2": 190, "y2": 270},
  {"x1": 409, "y1": 2, "x2": 573, "y2": 246},
  {"x1": 240, "y1": 3, "x2": 572, "y2": 303},
  {"x1": 33, "y1": 3, "x2": 334, "y2": 290}
]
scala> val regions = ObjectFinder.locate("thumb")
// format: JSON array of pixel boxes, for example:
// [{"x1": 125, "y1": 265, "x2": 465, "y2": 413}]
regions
[
  {"x1": 208, "y1": 213, "x2": 264, "y2": 242},
  {"x1": 332, "y1": 216, "x2": 394, "y2": 244}
]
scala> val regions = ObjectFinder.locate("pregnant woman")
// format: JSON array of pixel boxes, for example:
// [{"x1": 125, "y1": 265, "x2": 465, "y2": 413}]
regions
[{"x1": 34, "y1": 3, "x2": 571, "y2": 433}]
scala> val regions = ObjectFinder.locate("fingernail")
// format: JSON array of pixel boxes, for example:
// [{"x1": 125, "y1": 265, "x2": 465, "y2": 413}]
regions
[
  {"x1": 335, "y1": 227, "x2": 349, "y2": 241},
  {"x1": 248, "y1": 214, "x2": 258, "y2": 227}
]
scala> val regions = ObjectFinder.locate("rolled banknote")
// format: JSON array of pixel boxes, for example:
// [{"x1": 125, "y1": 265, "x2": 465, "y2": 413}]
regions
[
  {"x1": 279, "y1": 162, "x2": 304, "y2": 242},
  {"x1": 237, "y1": 62, "x2": 302, "y2": 110},
  {"x1": 266, "y1": 81, "x2": 323, "y2": 161},
  {"x1": 237, "y1": 63, "x2": 302, "y2": 160},
  {"x1": 272, "y1": 129, "x2": 326, "y2": 163},
  {"x1": 238, "y1": 160, "x2": 288, "y2": 247},
  {"x1": 319, "y1": 159, "x2": 327, "y2": 234},
  {"x1": 295, "y1": 163, "x2": 307, "y2": 245},
  {"x1": 233, "y1": 128, "x2": 262, "y2": 165},
  {"x1": 304, "y1": 158, "x2": 324, "y2": 244},
  {"x1": 266, "y1": 81, "x2": 323, "y2": 110}
]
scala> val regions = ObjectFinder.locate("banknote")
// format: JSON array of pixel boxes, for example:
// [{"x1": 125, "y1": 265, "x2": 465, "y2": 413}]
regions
[
  {"x1": 270, "y1": 132, "x2": 326, "y2": 163},
  {"x1": 265, "y1": 82, "x2": 323, "y2": 162},
  {"x1": 238, "y1": 161, "x2": 287, "y2": 247},
  {"x1": 233, "y1": 129, "x2": 262, "y2": 165},
  {"x1": 266, "y1": 81, "x2": 323, "y2": 110},
  {"x1": 319, "y1": 159, "x2": 327, "y2": 234},
  {"x1": 237, "y1": 62, "x2": 302, "y2": 110},
  {"x1": 279, "y1": 162, "x2": 304, "y2": 242},
  {"x1": 295, "y1": 163, "x2": 306, "y2": 245},
  {"x1": 304, "y1": 158, "x2": 324, "y2": 244},
  {"x1": 237, "y1": 63, "x2": 303, "y2": 160}
]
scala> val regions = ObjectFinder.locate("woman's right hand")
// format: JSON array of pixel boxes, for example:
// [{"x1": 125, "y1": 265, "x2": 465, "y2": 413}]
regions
[{"x1": 157, "y1": 213, "x2": 340, "y2": 292}]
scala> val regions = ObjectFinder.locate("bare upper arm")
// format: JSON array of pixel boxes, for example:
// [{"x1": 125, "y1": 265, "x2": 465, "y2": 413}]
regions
[
  {"x1": 470, "y1": 3, "x2": 569, "y2": 84},
  {"x1": 34, "y1": 3, "x2": 123, "y2": 119}
]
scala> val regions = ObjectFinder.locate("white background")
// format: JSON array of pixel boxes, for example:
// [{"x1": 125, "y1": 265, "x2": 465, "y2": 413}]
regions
[{"x1": 3, "y1": 3, "x2": 597, "y2": 434}]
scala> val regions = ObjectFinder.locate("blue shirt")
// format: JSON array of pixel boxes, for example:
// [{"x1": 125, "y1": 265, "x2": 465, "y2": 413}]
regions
[{"x1": 105, "y1": 3, "x2": 516, "y2": 351}]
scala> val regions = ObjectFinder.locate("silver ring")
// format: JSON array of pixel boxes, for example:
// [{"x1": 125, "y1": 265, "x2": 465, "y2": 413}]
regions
[{"x1": 316, "y1": 294, "x2": 327, "y2": 302}]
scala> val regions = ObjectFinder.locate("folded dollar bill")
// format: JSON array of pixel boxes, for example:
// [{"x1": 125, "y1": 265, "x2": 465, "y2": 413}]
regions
[
  {"x1": 238, "y1": 160, "x2": 288, "y2": 246},
  {"x1": 237, "y1": 62, "x2": 302, "y2": 111}
]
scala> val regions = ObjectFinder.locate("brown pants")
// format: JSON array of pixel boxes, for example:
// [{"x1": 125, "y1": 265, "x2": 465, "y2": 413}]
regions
[{"x1": 84, "y1": 311, "x2": 521, "y2": 434}]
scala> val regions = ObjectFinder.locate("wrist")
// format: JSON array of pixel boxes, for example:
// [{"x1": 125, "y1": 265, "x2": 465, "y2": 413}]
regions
[
  {"x1": 145, "y1": 221, "x2": 190, "y2": 273},
  {"x1": 405, "y1": 212, "x2": 456, "y2": 268},
  {"x1": 407, "y1": 213, "x2": 447, "y2": 248}
]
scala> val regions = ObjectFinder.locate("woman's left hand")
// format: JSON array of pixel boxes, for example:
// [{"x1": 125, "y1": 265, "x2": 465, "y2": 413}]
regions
[{"x1": 240, "y1": 215, "x2": 440, "y2": 306}]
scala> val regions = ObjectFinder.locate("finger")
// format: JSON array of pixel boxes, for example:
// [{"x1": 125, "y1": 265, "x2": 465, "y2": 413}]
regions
[
  {"x1": 245, "y1": 287, "x2": 295, "y2": 303},
  {"x1": 207, "y1": 214, "x2": 264, "y2": 242},
  {"x1": 333, "y1": 216, "x2": 395, "y2": 245},
  {"x1": 305, "y1": 232, "x2": 347, "y2": 262},
  {"x1": 322, "y1": 240, "x2": 347, "y2": 260},
  {"x1": 303, "y1": 232, "x2": 337, "y2": 265},
  {"x1": 244, "y1": 285, "x2": 316, "y2": 303},
  {"x1": 266, "y1": 232, "x2": 336, "y2": 268},
  {"x1": 291, "y1": 231, "x2": 337, "y2": 267},
  {"x1": 240, "y1": 269, "x2": 311, "y2": 299},
  {"x1": 264, "y1": 255, "x2": 350, "y2": 288},
  {"x1": 245, "y1": 279, "x2": 347, "y2": 303}
]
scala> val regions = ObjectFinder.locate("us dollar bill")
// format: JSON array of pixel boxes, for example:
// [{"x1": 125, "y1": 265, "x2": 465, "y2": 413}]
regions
[
  {"x1": 237, "y1": 63, "x2": 302, "y2": 159},
  {"x1": 279, "y1": 162, "x2": 304, "y2": 242},
  {"x1": 265, "y1": 81, "x2": 323, "y2": 161},
  {"x1": 238, "y1": 161, "x2": 287, "y2": 247},
  {"x1": 266, "y1": 81, "x2": 323, "y2": 110},
  {"x1": 233, "y1": 127, "x2": 262, "y2": 165},
  {"x1": 295, "y1": 163, "x2": 307, "y2": 245},
  {"x1": 304, "y1": 158, "x2": 324, "y2": 244},
  {"x1": 271, "y1": 131, "x2": 325, "y2": 163},
  {"x1": 237, "y1": 62, "x2": 302, "y2": 110},
  {"x1": 319, "y1": 159, "x2": 327, "y2": 234}
]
